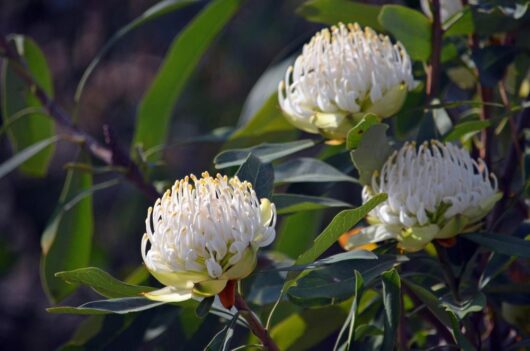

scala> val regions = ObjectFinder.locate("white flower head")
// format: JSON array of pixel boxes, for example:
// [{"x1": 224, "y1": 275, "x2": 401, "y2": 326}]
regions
[
  {"x1": 278, "y1": 22, "x2": 415, "y2": 140},
  {"x1": 351, "y1": 141, "x2": 501, "y2": 252},
  {"x1": 421, "y1": 0, "x2": 464, "y2": 24},
  {"x1": 141, "y1": 172, "x2": 276, "y2": 302}
]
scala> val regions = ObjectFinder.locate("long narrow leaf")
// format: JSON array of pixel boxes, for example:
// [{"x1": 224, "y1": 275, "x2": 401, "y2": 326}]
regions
[{"x1": 132, "y1": 0, "x2": 243, "y2": 157}]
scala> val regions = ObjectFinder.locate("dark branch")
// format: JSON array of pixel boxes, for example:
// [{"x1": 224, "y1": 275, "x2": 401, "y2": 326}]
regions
[{"x1": 0, "y1": 35, "x2": 160, "y2": 202}]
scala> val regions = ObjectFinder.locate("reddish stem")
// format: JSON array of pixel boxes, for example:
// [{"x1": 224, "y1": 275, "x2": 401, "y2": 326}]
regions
[{"x1": 234, "y1": 292, "x2": 279, "y2": 351}]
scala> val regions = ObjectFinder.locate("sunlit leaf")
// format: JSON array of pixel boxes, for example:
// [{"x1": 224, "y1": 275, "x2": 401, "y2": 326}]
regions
[
  {"x1": 346, "y1": 114, "x2": 380, "y2": 150},
  {"x1": 444, "y1": 120, "x2": 491, "y2": 142},
  {"x1": 132, "y1": 0, "x2": 243, "y2": 158},
  {"x1": 295, "y1": 193, "x2": 387, "y2": 266},
  {"x1": 55, "y1": 267, "x2": 155, "y2": 299}
]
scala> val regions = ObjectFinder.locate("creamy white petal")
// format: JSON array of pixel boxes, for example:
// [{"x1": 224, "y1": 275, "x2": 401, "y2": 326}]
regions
[
  {"x1": 278, "y1": 22, "x2": 415, "y2": 138},
  {"x1": 142, "y1": 172, "x2": 277, "y2": 291},
  {"x1": 362, "y1": 141, "x2": 500, "y2": 251}
]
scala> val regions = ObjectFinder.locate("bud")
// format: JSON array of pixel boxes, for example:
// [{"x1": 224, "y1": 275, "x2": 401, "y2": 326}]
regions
[
  {"x1": 350, "y1": 141, "x2": 501, "y2": 252},
  {"x1": 278, "y1": 23, "x2": 415, "y2": 140},
  {"x1": 141, "y1": 173, "x2": 276, "y2": 302}
]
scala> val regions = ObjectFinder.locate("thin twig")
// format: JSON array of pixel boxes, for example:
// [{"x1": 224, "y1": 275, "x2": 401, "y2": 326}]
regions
[
  {"x1": 234, "y1": 292, "x2": 279, "y2": 351},
  {"x1": 0, "y1": 35, "x2": 160, "y2": 202},
  {"x1": 426, "y1": 0, "x2": 443, "y2": 102}
]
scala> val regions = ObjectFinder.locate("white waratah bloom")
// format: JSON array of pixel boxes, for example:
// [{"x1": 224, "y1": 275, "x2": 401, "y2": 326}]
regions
[
  {"x1": 278, "y1": 23, "x2": 415, "y2": 140},
  {"x1": 350, "y1": 141, "x2": 502, "y2": 252},
  {"x1": 421, "y1": 0, "x2": 464, "y2": 24},
  {"x1": 141, "y1": 172, "x2": 276, "y2": 302}
]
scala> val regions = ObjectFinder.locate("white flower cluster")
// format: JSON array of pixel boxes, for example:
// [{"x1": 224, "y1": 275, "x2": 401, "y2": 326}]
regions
[
  {"x1": 278, "y1": 23, "x2": 415, "y2": 139},
  {"x1": 142, "y1": 172, "x2": 276, "y2": 302},
  {"x1": 353, "y1": 141, "x2": 501, "y2": 252}
]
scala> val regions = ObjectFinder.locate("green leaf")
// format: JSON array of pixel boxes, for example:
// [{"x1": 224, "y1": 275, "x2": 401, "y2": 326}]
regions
[
  {"x1": 354, "y1": 324, "x2": 383, "y2": 341},
  {"x1": 442, "y1": 292, "x2": 486, "y2": 320},
  {"x1": 296, "y1": 0, "x2": 383, "y2": 31},
  {"x1": 346, "y1": 114, "x2": 380, "y2": 150},
  {"x1": 274, "y1": 211, "x2": 323, "y2": 259},
  {"x1": 214, "y1": 139, "x2": 315, "y2": 169},
  {"x1": 204, "y1": 311, "x2": 239, "y2": 351},
  {"x1": 41, "y1": 156, "x2": 94, "y2": 303},
  {"x1": 287, "y1": 255, "x2": 405, "y2": 307},
  {"x1": 195, "y1": 296, "x2": 214, "y2": 319},
  {"x1": 334, "y1": 271, "x2": 364, "y2": 351},
  {"x1": 378, "y1": 5, "x2": 431, "y2": 61},
  {"x1": 295, "y1": 193, "x2": 387, "y2": 266},
  {"x1": 274, "y1": 158, "x2": 358, "y2": 184},
  {"x1": 444, "y1": 7, "x2": 475, "y2": 36},
  {"x1": 447, "y1": 311, "x2": 476, "y2": 351},
  {"x1": 0, "y1": 136, "x2": 58, "y2": 179},
  {"x1": 403, "y1": 279, "x2": 452, "y2": 327},
  {"x1": 272, "y1": 194, "x2": 351, "y2": 215},
  {"x1": 228, "y1": 93, "x2": 296, "y2": 147},
  {"x1": 381, "y1": 269, "x2": 401, "y2": 351},
  {"x1": 132, "y1": 0, "x2": 243, "y2": 157},
  {"x1": 463, "y1": 232, "x2": 530, "y2": 258},
  {"x1": 47, "y1": 297, "x2": 165, "y2": 315},
  {"x1": 74, "y1": 0, "x2": 199, "y2": 108},
  {"x1": 54, "y1": 267, "x2": 155, "y2": 299},
  {"x1": 271, "y1": 304, "x2": 349, "y2": 350},
  {"x1": 351, "y1": 124, "x2": 393, "y2": 185},
  {"x1": 444, "y1": 120, "x2": 491, "y2": 142},
  {"x1": 479, "y1": 253, "x2": 515, "y2": 289},
  {"x1": 1, "y1": 35, "x2": 55, "y2": 176},
  {"x1": 235, "y1": 153, "x2": 274, "y2": 199}
]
